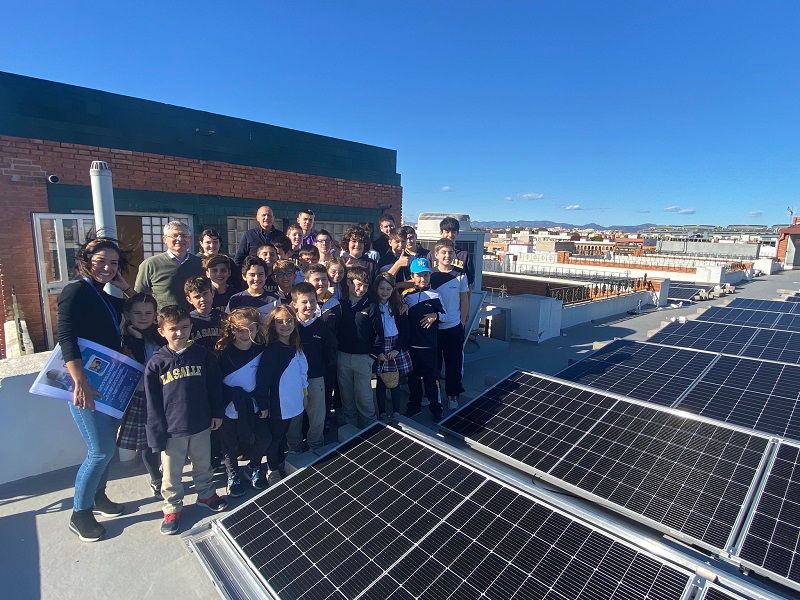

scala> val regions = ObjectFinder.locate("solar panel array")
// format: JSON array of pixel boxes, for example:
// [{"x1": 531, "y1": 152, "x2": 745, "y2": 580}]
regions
[
  {"x1": 727, "y1": 298, "x2": 800, "y2": 314},
  {"x1": 666, "y1": 286, "x2": 702, "y2": 302},
  {"x1": 218, "y1": 425, "x2": 696, "y2": 600},
  {"x1": 648, "y1": 320, "x2": 757, "y2": 355}
]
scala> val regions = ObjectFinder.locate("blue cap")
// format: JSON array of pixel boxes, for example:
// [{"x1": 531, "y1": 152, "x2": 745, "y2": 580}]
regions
[{"x1": 410, "y1": 257, "x2": 431, "y2": 274}]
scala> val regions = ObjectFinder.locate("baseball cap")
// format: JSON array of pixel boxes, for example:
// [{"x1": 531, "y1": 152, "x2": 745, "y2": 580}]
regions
[{"x1": 410, "y1": 257, "x2": 431, "y2": 274}]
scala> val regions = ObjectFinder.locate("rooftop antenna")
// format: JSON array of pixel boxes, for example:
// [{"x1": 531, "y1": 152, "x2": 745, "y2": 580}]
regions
[{"x1": 788, "y1": 207, "x2": 795, "y2": 218}]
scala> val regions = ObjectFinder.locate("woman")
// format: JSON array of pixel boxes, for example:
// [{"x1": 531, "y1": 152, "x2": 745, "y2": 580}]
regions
[{"x1": 58, "y1": 236, "x2": 134, "y2": 542}]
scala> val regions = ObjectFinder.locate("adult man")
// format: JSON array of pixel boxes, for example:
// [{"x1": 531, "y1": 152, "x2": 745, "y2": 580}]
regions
[
  {"x1": 134, "y1": 221, "x2": 204, "y2": 310},
  {"x1": 372, "y1": 214, "x2": 396, "y2": 256},
  {"x1": 297, "y1": 209, "x2": 316, "y2": 246},
  {"x1": 427, "y1": 216, "x2": 475, "y2": 287},
  {"x1": 233, "y1": 205, "x2": 284, "y2": 268}
]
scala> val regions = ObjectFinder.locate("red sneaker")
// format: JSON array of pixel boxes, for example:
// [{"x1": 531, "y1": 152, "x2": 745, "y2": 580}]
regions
[{"x1": 197, "y1": 494, "x2": 228, "y2": 512}]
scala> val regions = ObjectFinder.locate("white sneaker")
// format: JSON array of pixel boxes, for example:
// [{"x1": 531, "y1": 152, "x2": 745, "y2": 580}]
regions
[{"x1": 447, "y1": 397, "x2": 459, "y2": 411}]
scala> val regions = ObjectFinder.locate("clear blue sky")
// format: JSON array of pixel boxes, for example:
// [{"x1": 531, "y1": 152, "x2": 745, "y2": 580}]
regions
[{"x1": 2, "y1": 1, "x2": 798, "y2": 227}]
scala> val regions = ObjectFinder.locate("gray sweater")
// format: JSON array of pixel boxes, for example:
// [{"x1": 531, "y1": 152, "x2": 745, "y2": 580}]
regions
[{"x1": 134, "y1": 253, "x2": 204, "y2": 309}]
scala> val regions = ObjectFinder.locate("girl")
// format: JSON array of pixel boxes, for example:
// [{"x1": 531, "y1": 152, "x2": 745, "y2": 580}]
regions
[
  {"x1": 117, "y1": 293, "x2": 166, "y2": 498},
  {"x1": 255, "y1": 306, "x2": 308, "y2": 485},
  {"x1": 215, "y1": 308, "x2": 269, "y2": 496},
  {"x1": 372, "y1": 273, "x2": 412, "y2": 418},
  {"x1": 326, "y1": 258, "x2": 346, "y2": 300}
]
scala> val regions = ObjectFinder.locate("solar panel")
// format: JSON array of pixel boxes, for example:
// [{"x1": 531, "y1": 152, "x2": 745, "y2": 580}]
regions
[
  {"x1": 218, "y1": 424, "x2": 695, "y2": 600},
  {"x1": 771, "y1": 312, "x2": 800, "y2": 333},
  {"x1": 740, "y1": 328, "x2": 800, "y2": 365},
  {"x1": 557, "y1": 340, "x2": 715, "y2": 406},
  {"x1": 648, "y1": 320, "x2": 757, "y2": 355},
  {"x1": 698, "y1": 585, "x2": 752, "y2": 600},
  {"x1": 737, "y1": 442, "x2": 800, "y2": 593},
  {"x1": 727, "y1": 298, "x2": 800, "y2": 314},
  {"x1": 667, "y1": 287, "x2": 701, "y2": 301},
  {"x1": 676, "y1": 355, "x2": 800, "y2": 441},
  {"x1": 697, "y1": 306, "x2": 783, "y2": 329},
  {"x1": 441, "y1": 372, "x2": 770, "y2": 554},
  {"x1": 786, "y1": 296, "x2": 800, "y2": 303}
]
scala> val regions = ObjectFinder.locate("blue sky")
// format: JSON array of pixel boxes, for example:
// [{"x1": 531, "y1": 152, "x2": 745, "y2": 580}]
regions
[{"x1": 2, "y1": 1, "x2": 798, "y2": 227}]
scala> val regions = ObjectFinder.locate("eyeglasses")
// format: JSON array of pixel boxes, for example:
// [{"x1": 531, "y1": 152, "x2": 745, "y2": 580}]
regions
[
  {"x1": 274, "y1": 271, "x2": 295, "y2": 278},
  {"x1": 275, "y1": 318, "x2": 294, "y2": 325},
  {"x1": 165, "y1": 234, "x2": 191, "y2": 240},
  {"x1": 316, "y1": 238, "x2": 331, "y2": 244}
]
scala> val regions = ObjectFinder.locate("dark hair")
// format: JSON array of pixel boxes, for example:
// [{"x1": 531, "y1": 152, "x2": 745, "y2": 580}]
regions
[
  {"x1": 157, "y1": 305, "x2": 190, "y2": 328},
  {"x1": 241, "y1": 255, "x2": 268, "y2": 275},
  {"x1": 434, "y1": 237, "x2": 456, "y2": 254},
  {"x1": 199, "y1": 228, "x2": 220, "y2": 241},
  {"x1": 298, "y1": 208, "x2": 315, "y2": 217},
  {"x1": 388, "y1": 231, "x2": 405, "y2": 242},
  {"x1": 265, "y1": 305, "x2": 302, "y2": 351},
  {"x1": 291, "y1": 281, "x2": 317, "y2": 301},
  {"x1": 203, "y1": 254, "x2": 231, "y2": 270},
  {"x1": 341, "y1": 226, "x2": 370, "y2": 246},
  {"x1": 304, "y1": 263, "x2": 328, "y2": 278},
  {"x1": 315, "y1": 229, "x2": 332, "y2": 240},
  {"x1": 372, "y1": 272, "x2": 404, "y2": 317},
  {"x1": 75, "y1": 236, "x2": 129, "y2": 279},
  {"x1": 346, "y1": 265, "x2": 369, "y2": 284},
  {"x1": 215, "y1": 307, "x2": 266, "y2": 351},
  {"x1": 439, "y1": 217, "x2": 460, "y2": 233},
  {"x1": 398, "y1": 225, "x2": 416, "y2": 239},
  {"x1": 122, "y1": 293, "x2": 159, "y2": 341},
  {"x1": 271, "y1": 235, "x2": 292, "y2": 254},
  {"x1": 184, "y1": 275, "x2": 212, "y2": 296},
  {"x1": 378, "y1": 214, "x2": 395, "y2": 225},
  {"x1": 298, "y1": 244, "x2": 320, "y2": 260}
]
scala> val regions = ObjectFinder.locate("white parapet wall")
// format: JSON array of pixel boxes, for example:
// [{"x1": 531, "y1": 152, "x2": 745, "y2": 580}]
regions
[
  {"x1": 0, "y1": 353, "x2": 88, "y2": 485},
  {"x1": 561, "y1": 291, "x2": 655, "y2": 330}
]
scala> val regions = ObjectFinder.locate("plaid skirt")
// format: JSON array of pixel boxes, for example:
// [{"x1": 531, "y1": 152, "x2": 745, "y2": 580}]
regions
[
  {"x1": 117, "y1": 389, "x2": 149, "y2": 450},
  {"x1": 375, "y1": 335, "x2": 412, "y2": 376}
]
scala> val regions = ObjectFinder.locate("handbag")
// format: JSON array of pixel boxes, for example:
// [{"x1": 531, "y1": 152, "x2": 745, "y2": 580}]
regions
[{"x1": 379, "y1": 369, "x2": 399, "y2": 389}]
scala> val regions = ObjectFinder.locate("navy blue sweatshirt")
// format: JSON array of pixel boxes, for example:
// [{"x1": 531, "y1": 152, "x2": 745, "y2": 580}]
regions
[
  {"x1": 254, "y1": 343, "x2": 307, "y2": 420},
  {"x1": 336, "y1": 294, "x2": 384, "y2": 358},
  {"x1": 403, "y1": 287, "x2": 445, "y2": 349},
  {"x1": 144, "y1": 342, "x2": 224, "y2": 451},
  {"x1": 298, "y1": 316, "x2": 338, "y2": 379},
  {"x1": 190, "y1": 308, "x2": 224, "y2": 352}
]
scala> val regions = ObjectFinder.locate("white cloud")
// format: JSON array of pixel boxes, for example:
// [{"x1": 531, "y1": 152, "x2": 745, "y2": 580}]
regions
[
  {"x1": 664, "y1": 205, "x2": 680, "y2": 212},
  {"x1": 518, "y1": 192, "x2": 545, "y2": 201},
  {"x1": 441, "y1": 185, "x2": 453, "y2": 193},
  {"x1": 561, "y1": 204, "x2": 582, "y2": 211},
  {"x1": 749, "y1": 210, "x2": 763, "y2": 217},
  {"x1": 503, "y1": 196, "x2": 513, "y2": 202},
  {"x1": 634, "y1": 209, "x2": 651, "y2": 213},
  {"x1": 678, "y1": 208, "x2": 696, "y2": 215}
]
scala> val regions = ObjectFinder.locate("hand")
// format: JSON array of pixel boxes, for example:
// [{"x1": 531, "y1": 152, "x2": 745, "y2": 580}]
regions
[
  {"x1": 387, "y1": 350, "x2": 399, "y2": 360},
  {"x1": 399, "y1": 303, "x2": 409, "y2": 315},
  {"x1": 211, "y1": 418, "x2": 223, "y2": 431},
  {"x1": 72, "y1": 375, "x2": 102, "y2": 411},
  {"x1": 126, "y1": 324, "x2": 143, "y2": 339},
  {"x1": 377, "y1": 353, "x2": 388, "y2": 362},
  {"x1": 258, "y1": 409, "x2": 269, "y2": 419},
  {"x1": 109, "y1": 272, "x2": 130, "y2": 292},
  {"x1": 420, "y1": 313, "x2": 437, "y2": 329},
  {"x1": 395, "y1": 255, "x2": 410, "y2": 268}
]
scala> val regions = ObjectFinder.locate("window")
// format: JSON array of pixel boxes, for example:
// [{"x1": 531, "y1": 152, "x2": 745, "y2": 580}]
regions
[
  {"x1": 142, "y1": 216, "x2": 191, "y2": 259},
  {"x1": 227, "y1": 216, "x2": 285, "y2": 256}
]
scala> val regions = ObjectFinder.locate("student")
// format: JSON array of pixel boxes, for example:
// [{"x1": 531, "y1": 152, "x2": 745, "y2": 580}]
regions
[
  {"x1": 204, "y1": 254, "x2": 237, "y2": 310},
  {"x1": 271, "y1": 259, "x2": 300, "y2": 304},
  {"x1": 215, "y1": 308, "x2": 269, "y2": 496},
  {"x1": 298, "y1": 244, "x2": 321, "y2": 267},
  {"x1": 403, "y1": 258, "x2": 446, "y2": 421},
  {"x1": 257, "y1": 243, "x2": 278, "y2": 267},
  {"x1": 227, "y1": 256, "x2": 279, "y2": 317},
  {"x1": 427, "y1": 216, "x2": 475, "y2": 287},
  {"x1": 336, "y1": 266, "x2": 384, "y2": 428},
  {"x1": 371, "y1": 273, "x2": 411, "y2": 418},
  {"x1": 145, "y1": 305, "x2": 227, "y2": 535},
  {"x1": 373, "y1": 214, "x2": 396, "y2": 257},
  {"x1": 288, "y1": 282, "x2": 337, "y2": 452},
  {"x1": 326, "y1": 258, "x2": 347, "y2": 300},
  {"x1": 379, "y1": 231, "x2": 409, "y2": 280},
  {"x1": 197, "y1": 228, "x2": 222, "y2": 257},
  {"x1": 255, "y1": 306, "x2": 308, "y2": 485},
  {"x1": 390, "y1": 226, "x2": 428, "y2": 283},
  {"x1": 117, "y1": 293, "x2": 165, "y2": 498},
  {"x1": 340, "y1": 226, "x2": 377, "y2": 283},
  {"x1": 357, "y1": 221, "x2": 381, "y2": 262},
  {"x1": 285, "y1": 224, "x2": 304, "y2": 260},
  {"x1": 271, "y1": 235, "x2": 294, "y2": 262},
  {"x1": 185, "y1": 276, "x2": 224, "y2": 352},
  {"x1": 297, "y1": 208, "x2": 316, "y2": 246},
  {"x1": 430, "y1": 239, "x2": 470, "y2": 410},
  {"x1": 314, "y1": 229, "x2": 336, "y2": 262}
]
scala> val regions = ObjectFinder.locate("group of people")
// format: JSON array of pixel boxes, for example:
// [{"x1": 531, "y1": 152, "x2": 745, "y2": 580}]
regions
[{"x1": 59, "y1": 207, "x2": 473, "y2": 541}]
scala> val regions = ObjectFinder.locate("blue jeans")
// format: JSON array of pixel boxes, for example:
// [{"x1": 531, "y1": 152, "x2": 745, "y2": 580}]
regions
[{"x1": 69, "y1": 404, "x2": 119, "y2": 511}]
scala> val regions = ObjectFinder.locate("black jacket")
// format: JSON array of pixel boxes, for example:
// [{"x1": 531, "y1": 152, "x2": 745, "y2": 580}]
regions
[
  {"x1": 298, "y1": 317, "x2": 338, "y2": 378},
  {"x1": 336, "y1": 295, "x2": 384, "y2": 358},
  {"x1": 57, "y1": 279, "x2": 124, "y2": 362},
  {"x1": 218, "y1": 344, "x2": 264, "y2": 440},
  {"x1": 404, "y1": 287, "x2": 445, "y2": 349},
  {"x1": 190, "y1": 308, "x2": 224, "y2": 352},
  {"x1": 233, "y1": 226, "x2": 285, "y2": 268}
]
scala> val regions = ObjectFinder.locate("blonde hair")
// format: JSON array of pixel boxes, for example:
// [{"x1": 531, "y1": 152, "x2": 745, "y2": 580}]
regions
[
  {"x1": 215, "y1": 307, "x2": 266, "y2": 351},
  {"x1": 265, "y1": 305, "x2": 303, "y2": 352}
]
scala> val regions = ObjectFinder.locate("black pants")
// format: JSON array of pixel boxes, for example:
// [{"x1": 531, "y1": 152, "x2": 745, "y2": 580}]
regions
[
  {"x1": 266, "y1": 419, "x2": 292, "y2": 471},
  {"x1": 437, "y1": 324, "x2": 465, "y2": 398},
  {"x1": 376, "y1": 374, "x2": 404, "y2": 415},
  {"x1": 221, "y1": 415, "x2": 271, "y2": 476},
  {"x1": 142, "y1": 449, "x2": 161, "y2": 485},
  {"x1": 408, "y1": 347, "x2": 440, "y2": 414}
]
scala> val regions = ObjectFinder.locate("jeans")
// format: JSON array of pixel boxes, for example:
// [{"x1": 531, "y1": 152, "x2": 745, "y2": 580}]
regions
[{"x1": 69, "y1": 404, "x2": 120, "y2": 511}]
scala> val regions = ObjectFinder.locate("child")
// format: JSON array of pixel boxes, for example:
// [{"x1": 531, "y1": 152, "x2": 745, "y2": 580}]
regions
[
  {"x1": 285, "y1": 224, "x2": 304, "y2": 259},
  {"x1": 340, "y1": 226, "x2": 377, "y2": 283},
  {"x1": 336, "y1": 266, "x2": 384, "y2": 428},
  {"x1": 257, "y1": 244, "x2": 278, "y2": 267},
  {"x1": 255, "y1": 306, "x2": 308, "y2": 485},
  {"x1": 204, "y1": 254, "x2": 237, "y2": 309},
  {"x1": 271, "y1": 235, "x2": 294, "y2": 262},
  {"x1": 197, "y1": 228, "x2": 222, "y2": 257},
  {"x1": 227, "y1": 256, "x2": 279, "y2": 317},
  {"x1": 372, "y1": 273, "x2": 411, "y2": 418},
  {"x1": 215, "y1": 308, "x2": 269, "y2": 496},
  {"x1": 117, "y1": 293, "x2": 165, "y2": 498},
  {"x1": 145, "y1": 305, "x2": 227, "y2": 535},
  {"x1": 379, "y1": 230, "x2": 409, "y2": 280},
  {"x1": 403, "y1": 258, "x2": 446, "y2": 422},
  {"x1": 271, "y1": 259, "x2": 300, "y2": 304},
  {"x1": 391, "y1": 226, "x2": 428, "y2": 283},
  {"x1": 430, "y1": 239, "x2": 470, "y2": 411},
  {"x1": 288, "y1": 283, "x2": 337, "y2": 452},
  {"x1": 314, "y1": 229, "x2": 336, "y2": 262},
  {"x1": 185, "y1": 276, "x2": 224, "y2": 352},
  {"x1": 326, "y1": 258, "x2": 347, "y2": 301},
  {"x1": 298, "y1": 244, "x2": 321, "y2": 267}
]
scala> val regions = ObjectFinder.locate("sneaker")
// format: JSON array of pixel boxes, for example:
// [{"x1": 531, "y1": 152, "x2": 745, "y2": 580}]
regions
[
  {"x1": 93, "y1": 490, "x2": 124, "y2": 517},
  {"x1": 243, "y1": 466, "x2": 268, "y2": 490},
  {"x1": 267, "y1": 470, "x2": 282, "y2": 486},
  {"x1": 150, "y1": 480, "x2": 163, "y2": 500},
  {"x1": 421, "y1": 397, "x2": 430, "y2": 406},
  {"x1": 69, "y1": 509, "x2": 105, "y2": 542},
  {"x1": 227, "y1": 475, "x2": 246, "y2": 498},
  {"x1": 392, "y1": 412, "x2": 401, "y2": 419},
  {"x1": 430, "y1": 408, "x2": 443, "y2": 422},
  {"x1": 197, "y1": 493, "x2": 228, "y2": 512},
  {"x1": 447, "y1": 397, "x2": 459, "y2": 411},
  {"x1": 405, "y1": 406, "x2": 422, "y2": 418},
  {"x1": 277, "y1": 462, "x2": 287, "y2": 477},
  {"x1": 160, "y1": 512, "x2": 180, "y2": 535}
]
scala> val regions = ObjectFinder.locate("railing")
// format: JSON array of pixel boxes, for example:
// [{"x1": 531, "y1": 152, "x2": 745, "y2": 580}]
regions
[{"x1": 546, "y1": 277, "x2": 651, "y2": 305}]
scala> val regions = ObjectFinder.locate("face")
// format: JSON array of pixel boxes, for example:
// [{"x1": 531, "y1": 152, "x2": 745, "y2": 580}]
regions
[
  {"x1": 128, "y1": 301, "x2": 155, "y2": 330},
  {"x1": 163, "y1": 226, "x2": 191, "y2": 257},
  {"x1": 257, "y1": 206, "x2": 274, "y2": 230},
  {"x1": 307, "y1": 272, "x2": 330, "y2": 298},
  {"x1": 348, "y1": 239, "x2": 364, "y2": 258},
  {"x1": 389, "y1": 237, "x2": 403, "y2": 253},
  {"x1": 273, "y1": 268, "x2": 296, "y2": 291},
  {"x1": 375, "y1": 280, "x2": 394, "y2": 303},
  {"x1": 187, "y1": 288, "x2": 213, "y2": 312},
  {"x1": 159, "y1": 318, "x2": 192, "y2": 349},
  {"x1": 292, "y1": 293, "x2": 318, "y2": 321},
  {"x1": 315, "y1": 235, "x2": 331, "y2": 255},
  {"x1": 436, "y1": 246, "x2": 455, "y2": 267},
  {"x1": 88, "y1": 248, "x2": 119, "y2": 284},
  {"x1": 405, "y1": 232, "x2": 417, "y2": 250},
  {"x1": 244, "y1": 266, "x2": 266, "y2": 292},
  {"x1": 233, "y1": 320, "x2": 258, "y2": 347},
  {"x1": 347, "y1": 277, "x2": 368, "y2": 300},
  {"x1": 200, "y1": 235, "x2": 220, "y2": 255},
  {"x1": 287, "y1": 229, "x2": 302, "y2": 248},
  {"x1": 258, "y1": 247, "x2": 278, "y2": 264},
  {"x1": 206, "y1": 264, "x2": 230, "y2": 286},
  {"x1": 379, "y1": 219, "x2": 396, "y2": 236},
  {"x1": 273, "y1": 312, "x2": 295, "y2": 340},
  {"x1": 327, "y1": 265, "x2": 344, "y2": 283},
  {"x1": 297, "y1": 212, "x2": 314, "y2": 233},
  {"x1": 412, "y1": 271, "x2": 430, "y2": 289},
  {"x1": 440, "y1": 229, "x2": 457, "y2": 241},
  {"x1": 299, "y1": 253, "x2": 317, "y2": 265}
]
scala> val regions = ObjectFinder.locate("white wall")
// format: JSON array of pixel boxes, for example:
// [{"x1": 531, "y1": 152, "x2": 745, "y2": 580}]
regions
[
  {"x1": 486, "y1": 295, "x2": 562, "y2": 342},
  {"x1": 560, "y1": 291, "x2": 655, "y2": 329},
  {"x1": 752, "y1": 258, "x2": 781, "y2": 275}
]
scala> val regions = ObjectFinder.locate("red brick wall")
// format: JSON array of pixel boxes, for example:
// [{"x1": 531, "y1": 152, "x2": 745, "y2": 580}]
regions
[{"x1": 0, "y1": 135, "x2": 403, "y2": 355}]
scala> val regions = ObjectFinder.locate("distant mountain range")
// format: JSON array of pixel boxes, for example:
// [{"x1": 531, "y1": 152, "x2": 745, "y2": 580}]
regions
[{"x1": 470, "y1": 220, "x2": 659, "y2": 233}]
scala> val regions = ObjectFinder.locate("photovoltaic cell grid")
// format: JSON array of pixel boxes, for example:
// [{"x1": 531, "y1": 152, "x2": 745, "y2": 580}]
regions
[
  {"x1": 738, "y1": 443, "x2": 800, "y2": 590},
  {"x1": 727, "y1": 298, "x2": 800, "y2": 314},
  {"x1": 677, "y1": 356, "x2": 800, "y2": 441},
  {"x1": 772, "y1": 312, "x2": 800, "y2": 333},
  {"x1": 787, "y1": 296, "x2": 800, "y2": 303},
  {"x1": 699, "y1": 587, "x2": 749, "y2": 600},
  {"x1": 697, "y1": 306, "x2": 785, "y2": 329},
  {"x1": 218, "y1": 425, "x2": 694, "y2": 600},
  {"x1": 666, "y1": 287, "x2": 702, "y2": 301},
  {"x1": 738, "y1": 328, "x2": 800, "y2": 366},
  {"x1": 441, "y1": 373, "x2": 769, "y2": 552},
  {"x1": 556, "y1": 340, "x2": 715, "y2": 406},
  {"x1": 648, "y1": 320, "x2": 756, "y2": 355}
]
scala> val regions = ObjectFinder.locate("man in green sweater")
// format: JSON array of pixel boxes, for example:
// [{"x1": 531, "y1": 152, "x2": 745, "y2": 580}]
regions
[{"x1": 135, "y1": 221, "x2": 204, "y2": 310}]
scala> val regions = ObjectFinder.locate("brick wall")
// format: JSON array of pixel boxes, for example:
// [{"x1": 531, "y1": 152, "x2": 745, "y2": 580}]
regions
[{"x1": 0, "y1": 134, "x2": 403, "y2": 354}]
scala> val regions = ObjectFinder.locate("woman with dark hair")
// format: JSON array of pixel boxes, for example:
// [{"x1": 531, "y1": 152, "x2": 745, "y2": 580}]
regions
[{"x1": 58, "y1": 236, "x2": 134, "y2": 541}]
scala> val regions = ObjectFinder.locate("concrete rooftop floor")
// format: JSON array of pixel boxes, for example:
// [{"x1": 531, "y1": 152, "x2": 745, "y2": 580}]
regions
[{"x1": 2, "y1": 270, "x2": 797, "y2": 600}]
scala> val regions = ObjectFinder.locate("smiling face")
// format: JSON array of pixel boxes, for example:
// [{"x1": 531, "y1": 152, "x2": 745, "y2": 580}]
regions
[
  {"x1": 440, "y1": 229, "x2": 457, "y2": 241},
  {"x1": 307, "y1": 272, "x2": 330, "y2": 300},
  {"x1": 232, "y1": 319, "x2": 258, "y2": 349},
  {"x1": 200, "y1": 234, "x2": 220, "y2": 255},
  {"x1": 379, "y1": 219, "x2": 396, "y2": 237},
  {"x1": 287, "y1": 229, "x2": 302, "y2": 249},
  {"x1": 405, "y1": 232, "x2": 417, "y2": 251},
  {"x1": 163, "y1": 225, "x2": 191, "y2": 258},
  {"x1": 435, "y1": 246, "x2": 455, "y2": 268},
  {"x1": 257, "y1": 246, "x2": 278, "y2": 264},
  {"x1": 159, "y1": 318, "x2": 192, "y2": 351},
  {"x1": 327, "y1": 264, "x2": 344, "y2": 284},
  {"x1": 273, "y1": 268, "x2": 296, "y2": 292},
  {"x1": 128, "y1": 300, "x2": 156, "y2": 330},
  {"x1": 315, "y1": 234, "x2": 331, "y2": 256},
  {"x1": 347, "y1": 277, "x2": 369, "y2": 302},
  {"x1": 375, "y1": 279, "x2": 394, "y2": 304},
  {"x1": 88, "y1": 248, "x2": 120, "y2": 284},
  {"x1": 206, "y1": 263, "x2": 230, "y2": 287},
  {"x1": 348, "y1": 239, "x2": 364, "y2": 259},
  {"x1": 271, "y1": 310, "x2": 295, "y2": 343},
  {"x1": 292, "y1": 293, "x2": 318, "y2": 322},
  {"x1": 243, "y1": 265, "x2": 266, "y2": 295},
  {"x1": 257, "y1": 206, "x2": 274, "y2": 231},
  {"x1": 411, "y1": 271, "x2": 430, "y2": 289}
]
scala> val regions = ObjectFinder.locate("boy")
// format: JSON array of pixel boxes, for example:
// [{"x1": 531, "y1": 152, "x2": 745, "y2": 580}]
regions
[
  {"x1": 297, "y1": 208, "x2": 316, "y2": 245},
  {"x1": 271, "y1": 235, "x2": 294, "y2": 262},
  {"x1": 285, "y1": 224, "x2": 304, "y2": 260},
  {"x1": 336, "y1": 266, "x2": 384, "y2": 428},
  {"x1": 387, "y1": 226, "x2": 427, "y2": 284},
  {"x1": 298, "y1": 244, "x2": 321, "y2": 267},
  {"x1": 379, "y1": 230, "x2": 409, "y2": 280},
  {"x1": 403, "y1": 258, "x2": 446, "y2": 421},
  {"x1": 314, "y1": 229, "x2": 336, "y2": 262},
  {"x1": 257, "y1": 244, "x2": 278, "y2": 266},
  {"x1": 427, "y1": 216, "x2": 475, "y2": 287},
  {"x1": 340, "y1": 226, "x2": 377, "y2": 283},
  {"x1": 185, "y1": 276, "x2": 224, "y2": 352},
  {"x1": 288, "y1": 282, "x2": 337, "y2": 452},
  {"x1": 204, "y1": 254, "x2": 237, "y2": 309},
  {"x1": 272, "y1": 259, "x2": 301, "y2": 303},
  {"x1": 145, "y1": 305, "x2": 227, "y2": 535},
  {"x1": 197, "y1": 228, "x2": 222, "y2": 257},
  {"x1": 430, "y1": 239, "x2": 470, "y2": 410},
  {"x1": 227, "y1": 256, "x2": 279, "y2": 317}
]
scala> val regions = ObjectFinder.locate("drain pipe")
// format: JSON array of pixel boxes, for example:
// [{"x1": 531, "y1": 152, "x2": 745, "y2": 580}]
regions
[{"x1": 89, "y1": 161, "x2": 122, "y2": 299}]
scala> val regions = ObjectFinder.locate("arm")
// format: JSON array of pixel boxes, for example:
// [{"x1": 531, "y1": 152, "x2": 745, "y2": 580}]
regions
[
  {"x1": 254, "y1": 348, "x2": 274, "y2": 413},
  {"x1": 369, "y1": 305, "x2": 385, "y2": 359},
  {"x1": 206, "y1": 352, "x2": 224, "y2": 429},
  {"x1": 145, "y1": 364, "x2": 168, "y2": 452},
  {"x1": 459, "y1": 291, "x2": 470, "y2": 327},
  {"x1": 133, "y1": 259, "x2": 152, "y2": 294},
  {"x1": 233, "y1": 232, "x2": 251, "y2": 269}
]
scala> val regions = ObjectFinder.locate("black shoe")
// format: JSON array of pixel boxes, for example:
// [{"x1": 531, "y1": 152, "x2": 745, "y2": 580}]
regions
[
  {"x1": 405, "y1": 406, "x2": 422, "y2": 418},
  {"x1": 228, "y1": 474, "x2": 246, "y2": 498},
  {"x1": 430, "y1": 410, "x2": 443, "y2": 423},
  {"x1": 244, "y1": 466, "x2": 268, "y2": 490},
  {"x1": 93, "y1": 489, "x2": 124, "y2": 517},
  {"x1": 150, "y1": 480, "x2": 163, "y2": 500},
  {"x1": 69, "y1": 509, "x2": 106, "y2": 542}
]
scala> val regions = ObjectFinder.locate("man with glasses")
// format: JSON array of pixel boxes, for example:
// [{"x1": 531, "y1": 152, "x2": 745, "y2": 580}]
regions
[
  {"x1": 234, "y1": 205, "x2": 284, "y2": 268},
  {"x1": 135, "y1": 221, "x2": 204, "y2": 310}
]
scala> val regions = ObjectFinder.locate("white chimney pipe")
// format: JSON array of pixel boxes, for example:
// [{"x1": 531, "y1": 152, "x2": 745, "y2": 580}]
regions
[{"x1": 89, "y1": 161, "x2": 122, "y2": 299}]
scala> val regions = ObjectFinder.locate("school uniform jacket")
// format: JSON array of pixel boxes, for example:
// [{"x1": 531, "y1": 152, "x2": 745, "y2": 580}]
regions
[
  {"x1": 298, "y1": 316, "x2": 338, "y2": 379},
  {"x1": 336, "y1": 295, "x2": 384, "y2": 358},
  {"x1": 255, "y1": 343, "x2": 308, "y2": 420},
  {"x1": 189, "y1": 308, "x2": 225, "y2": 351},
  {"x1": 430, "y1": 268, "x2": 469, "y2": 330},
  {"x1": 403, "y1": 287, "x2": 445, "y2": 349},
  {"x1": 427, "y1": 247, "x2": 474, "y2": 286}
]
